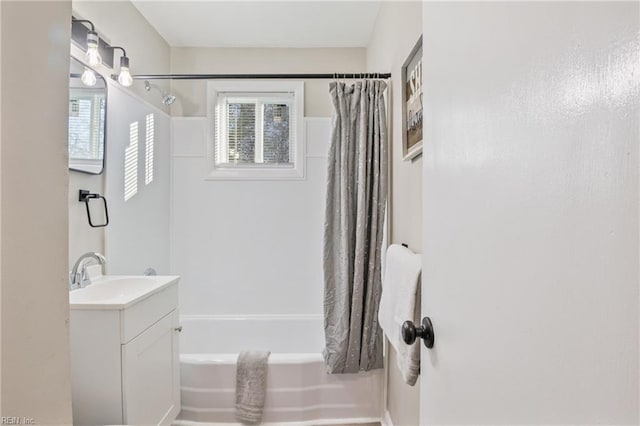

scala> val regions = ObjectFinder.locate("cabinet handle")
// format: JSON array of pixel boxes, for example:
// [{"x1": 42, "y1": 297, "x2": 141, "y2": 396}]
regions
[{"x1": 174, "y1": 326, "x2": 183, "y2": 332}]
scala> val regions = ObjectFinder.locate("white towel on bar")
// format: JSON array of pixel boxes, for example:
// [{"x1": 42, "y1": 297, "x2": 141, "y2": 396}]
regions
[
  {"x1": 378, "y1": 244, "x2": 422, "y2": 386},
  {"x1": 235, "y1": 351, "x2": 270, "y2": 424}
]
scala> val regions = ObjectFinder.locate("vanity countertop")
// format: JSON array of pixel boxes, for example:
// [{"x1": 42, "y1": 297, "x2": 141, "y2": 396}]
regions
[{"x1": 69, "y1": 275, "x2": 179, "y2": 310}]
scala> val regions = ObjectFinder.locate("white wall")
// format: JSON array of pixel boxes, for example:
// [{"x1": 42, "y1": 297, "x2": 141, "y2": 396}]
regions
[
  {"x1": 367, "y1": 1, "x2": 422, "y2": 252},
  {"x1": 421, "y1": 2, "x2": 639, "y2": 423},
  {"x1": 0, "y1": 1, "x2": 73, "y2": 423},
  {"x1": 105, "y1": 84, "x2": 171, "y2": 275},
  {"x1": 0, "y1": 0, "x2": 3, "y2": 410},
  {"x1": 366, "y1": 2, "x2": 423, "y2": 425},
  {"x1": 172, "y1": 117, "x2": 329, "y2": 316},
  {"x1": 69, "y1": 172, "x2": 105, "y2": 268},
  {"x1": 68, "y1": 0, "x2": 171, "y2": 269}
]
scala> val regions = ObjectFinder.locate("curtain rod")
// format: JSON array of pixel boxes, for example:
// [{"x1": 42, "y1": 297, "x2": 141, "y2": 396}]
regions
[{"x1": 131, "y1": 73, "x2": 392, "y2": 80}]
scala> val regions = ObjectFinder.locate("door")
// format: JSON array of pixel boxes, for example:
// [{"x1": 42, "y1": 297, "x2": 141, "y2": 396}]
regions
[
  {"x1": 420, "y1": 2, "x2": 638, "y2": 424},
  {"x1": 122, "y1": 310, "x2": 181, "y2": 425}
]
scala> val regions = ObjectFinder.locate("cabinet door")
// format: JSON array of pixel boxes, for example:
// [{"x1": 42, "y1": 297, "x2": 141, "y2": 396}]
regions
[{"x1": 122, "y1": 309, "x2": 180, "y2": 425}]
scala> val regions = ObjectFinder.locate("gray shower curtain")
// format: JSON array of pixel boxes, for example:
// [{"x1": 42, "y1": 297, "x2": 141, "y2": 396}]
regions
[{"x1": 323, "y1": 80, "x2": 388, "y2": 374}]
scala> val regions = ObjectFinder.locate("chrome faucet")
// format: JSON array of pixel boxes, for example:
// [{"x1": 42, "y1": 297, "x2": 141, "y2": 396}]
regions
[{"x1": 69, "y1": 252, "x2": 107, "y2": 290}]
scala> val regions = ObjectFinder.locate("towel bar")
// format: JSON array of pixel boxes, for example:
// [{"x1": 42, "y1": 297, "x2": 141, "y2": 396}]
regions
[{"x1": 79, "y1": 189, "x2": 109, "y2": 228}]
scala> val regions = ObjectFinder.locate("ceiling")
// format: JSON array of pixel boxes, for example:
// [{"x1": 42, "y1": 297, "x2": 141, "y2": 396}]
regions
[{"x1": 131, "y1": 1, "x2": 382, "y2": 48}]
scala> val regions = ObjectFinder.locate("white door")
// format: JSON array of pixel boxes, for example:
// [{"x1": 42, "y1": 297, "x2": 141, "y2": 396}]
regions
[{"x1": 420, "y1": 2, "x2": 639, "y2": 424}]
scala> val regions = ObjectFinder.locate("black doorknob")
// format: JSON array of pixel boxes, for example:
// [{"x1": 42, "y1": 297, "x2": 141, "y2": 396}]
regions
[{"x1": 402, "y1": 317, "x2": 435, "y2": 348}]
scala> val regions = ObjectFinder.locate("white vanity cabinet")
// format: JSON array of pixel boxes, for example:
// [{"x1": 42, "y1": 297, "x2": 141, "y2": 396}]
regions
[{"x1": 69, "y1": 276, "x2": 180, "y2": 426}]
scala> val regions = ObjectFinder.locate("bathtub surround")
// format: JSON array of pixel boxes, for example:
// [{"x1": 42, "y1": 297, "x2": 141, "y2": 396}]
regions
[
  {"x1": 323, "y1": 80, "x2": 388, "y2": 374},
  {"x1": 172, "y1": 117, "x2": 331, "y2": 316},
  {"x1": 169, "y1": 47, "x2": 368, "y2": 320},
  {"x1": 167, "y1": 44, "x2": 385, "y2": 418},
  {"x1": 235, "y1": 351, "x2": 271, "y2": 424}
]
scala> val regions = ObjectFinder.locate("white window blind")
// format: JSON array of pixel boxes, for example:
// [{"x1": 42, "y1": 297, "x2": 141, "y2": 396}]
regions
[
  {"x1": 263, "y1": 103, "x2": 291, "y2": 163},
  {"x1": 224, "y1": 100, "x2": 256, "y2": 164},
  {"x1": 215, "y1": 93, "x2": 294, "y2": 167},
  {"x1": 68, "y1": 89, "x2": 105, "y2": 160}
]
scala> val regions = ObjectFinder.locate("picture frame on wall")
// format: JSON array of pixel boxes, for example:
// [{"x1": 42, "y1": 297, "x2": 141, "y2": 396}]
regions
[{"x1": 401, "y1": 35, "x2": 423, "y2": 161}]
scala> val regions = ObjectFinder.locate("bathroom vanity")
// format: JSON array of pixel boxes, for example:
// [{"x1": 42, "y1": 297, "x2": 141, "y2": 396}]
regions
[{"x1": 69, "y1": 275, "x2": 180, "y2": 426}]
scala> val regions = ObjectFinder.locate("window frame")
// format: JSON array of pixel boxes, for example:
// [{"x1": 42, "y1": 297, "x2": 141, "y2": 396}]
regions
[{"x1": 207, "y1": 80, "x2": 305, "y2": 180}]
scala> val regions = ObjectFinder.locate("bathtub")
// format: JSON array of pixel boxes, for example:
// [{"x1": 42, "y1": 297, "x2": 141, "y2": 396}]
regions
[{"x1": 175, "y1": 315, "x2": 384, "y2": 425}]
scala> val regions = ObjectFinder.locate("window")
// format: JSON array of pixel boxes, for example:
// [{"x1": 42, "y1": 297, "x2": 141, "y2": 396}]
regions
[
  {"x1": 68, "y1": 88, "x2": 105, "y2": 161},
  {"x1": 208, "y1": 81, "x2": 304, "y2": 179}
]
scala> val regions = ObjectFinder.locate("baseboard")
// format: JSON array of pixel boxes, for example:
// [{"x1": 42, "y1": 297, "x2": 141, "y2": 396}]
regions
[{"x1": 382, "y1": 410, "x2": 394, "y2": 426}]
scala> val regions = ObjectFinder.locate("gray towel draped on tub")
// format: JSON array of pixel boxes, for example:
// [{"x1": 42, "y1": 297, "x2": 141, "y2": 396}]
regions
[{"x1": 235, "y1": 351, "x2": 270, "y2": 424}]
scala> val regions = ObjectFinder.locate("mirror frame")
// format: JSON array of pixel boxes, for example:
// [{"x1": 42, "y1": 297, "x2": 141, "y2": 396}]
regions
[{"x1": 69, "y1": 56, "x2": 108, "y2": 175}]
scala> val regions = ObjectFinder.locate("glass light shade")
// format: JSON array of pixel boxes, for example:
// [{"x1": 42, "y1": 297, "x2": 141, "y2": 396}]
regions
[
  {"x1": 118, "y1": 66, "x2": 133, "y2": 87},
  {"x1": 81, "y1": 68, "x2": 97, "y2": 86},
  {"x1": 85, "y1": 31, "x2": 102, "y2": 67},
  {"x1": 118, "y1": 55, "x2": 133, "y2": 87}
]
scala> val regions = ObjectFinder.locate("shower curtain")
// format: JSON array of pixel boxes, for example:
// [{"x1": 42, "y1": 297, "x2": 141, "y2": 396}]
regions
[{"x1": 323, "y1": 80, "x2": 388, "y2": 374}]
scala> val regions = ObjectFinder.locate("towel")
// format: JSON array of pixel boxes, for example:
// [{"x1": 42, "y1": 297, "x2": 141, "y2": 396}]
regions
[
  {"x1": 378, "y1": 244, "x2": 422, "y2": 386},
  {"x1": 235, "y1": 351, "x2": 270, "y2": 424}
]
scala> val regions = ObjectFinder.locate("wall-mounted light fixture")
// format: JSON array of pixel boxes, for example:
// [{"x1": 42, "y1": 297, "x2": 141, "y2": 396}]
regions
[
  {"x1": 85, "y1": 28, "x2": 101, "y2": 66},
  {"x1": 71, "y1": 18, "x2": 102, "y2": 67},
  {"x1": 71, "y1": 17, "x2": 134, "y2": 88},
  {"x1": 111, "y1": 47, "x2": 133, "y2": 87}
]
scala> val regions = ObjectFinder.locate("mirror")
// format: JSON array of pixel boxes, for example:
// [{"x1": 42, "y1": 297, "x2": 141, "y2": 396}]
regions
[{"x1": 69, "y1": 57, "x2": 106, "y2": 174}]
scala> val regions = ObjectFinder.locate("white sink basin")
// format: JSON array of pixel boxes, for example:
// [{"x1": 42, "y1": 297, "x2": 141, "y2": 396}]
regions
[{"x1": 69, "y1": 275, "x2": 179, "y2": 310}]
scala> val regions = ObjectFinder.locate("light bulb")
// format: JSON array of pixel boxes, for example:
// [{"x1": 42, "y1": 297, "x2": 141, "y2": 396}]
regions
[
  {"x1": 118, "y1": 56, "x2": 133, "y2": 87},
  {"x1": 81, "y1": 68, "x2": 97, "y2": 86},
  {"x1": 85, "y1": 31, "x2": 102, "y2": 67},
  {"x1": 118, "y1": 67, "x2": 133, "y2": 87},
  {"x1": 86, "y1": 48, "x2": 101, "y2": 67}
]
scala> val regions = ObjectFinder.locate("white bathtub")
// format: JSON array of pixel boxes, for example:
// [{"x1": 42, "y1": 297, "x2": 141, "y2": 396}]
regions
[{"x1": 176, "y1": 315, "x2": 383, "y2": 425}]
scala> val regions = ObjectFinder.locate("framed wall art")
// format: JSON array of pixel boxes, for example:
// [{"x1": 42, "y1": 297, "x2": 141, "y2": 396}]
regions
[{"x1": 401, "y1": 36, "x2": 423, "y2": 161}]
